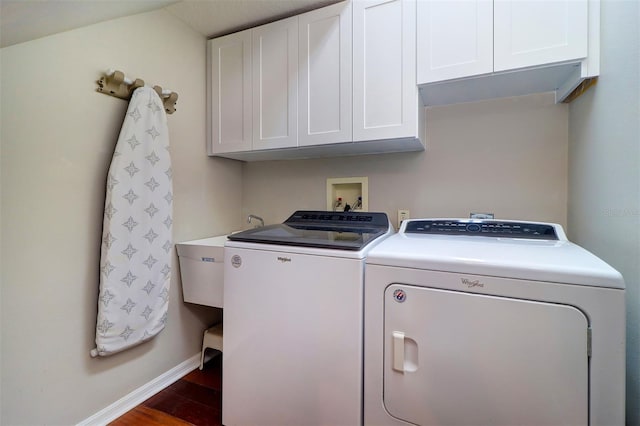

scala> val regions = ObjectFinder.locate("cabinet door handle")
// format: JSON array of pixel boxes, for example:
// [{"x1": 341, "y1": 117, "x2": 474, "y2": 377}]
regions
[{"x1": 392, "y1": 331, "x2": 405, "y2": 372}]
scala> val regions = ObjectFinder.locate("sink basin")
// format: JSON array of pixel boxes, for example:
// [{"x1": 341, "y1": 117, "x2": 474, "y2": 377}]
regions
[{"x1": 176, "y1": 233, "x2": 237, "y2": 308}]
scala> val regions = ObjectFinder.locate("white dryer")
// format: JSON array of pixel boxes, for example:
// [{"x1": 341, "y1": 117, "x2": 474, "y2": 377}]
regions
[{"x1": 364, "y1": 219, "x2": 625, "y2": 426}]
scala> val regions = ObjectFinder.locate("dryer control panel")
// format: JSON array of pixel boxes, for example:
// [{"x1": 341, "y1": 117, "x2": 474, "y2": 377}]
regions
[{"x1": 404, "y1": 220, "x2": 558, "y2": 240}]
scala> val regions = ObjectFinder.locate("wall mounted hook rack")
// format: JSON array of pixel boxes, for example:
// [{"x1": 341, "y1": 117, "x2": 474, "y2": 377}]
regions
[{"x1": 96, "y1": 69, "x2": 178, "y2": 114}]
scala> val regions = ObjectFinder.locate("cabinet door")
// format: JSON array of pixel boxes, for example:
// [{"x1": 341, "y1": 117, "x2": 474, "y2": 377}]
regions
[
  {"x1": 494, "y1": 0, "x2": 588, "y2": 72},
  {"x1": 208, "y1": 31, "x2": 252, "y2": 154},
  {"x1": 252, "y1": 16, "x2": 298, "y2": 150},
  {"x1": 417, "y1": 0, "x2": 493, "y2": 83},
  {"x1": 298, "y1": 1, "x2": 352, "y2": 147},
  {"x1": 353, "y1": 0, "x2": 417, "y2": 142}
]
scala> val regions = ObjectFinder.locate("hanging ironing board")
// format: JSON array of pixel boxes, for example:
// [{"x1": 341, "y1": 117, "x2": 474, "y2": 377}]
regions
[{"x1": 92, "y1": 86, "x2": 173, "y2": 357}]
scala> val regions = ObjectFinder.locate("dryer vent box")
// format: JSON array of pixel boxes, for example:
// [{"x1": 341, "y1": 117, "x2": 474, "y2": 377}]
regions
[
  {"x1": 327, "y1": 177, "x2": 368, "y2": 212},
  {"x1": 176, "y1": 234, "x2": 227, "y2": 308}
]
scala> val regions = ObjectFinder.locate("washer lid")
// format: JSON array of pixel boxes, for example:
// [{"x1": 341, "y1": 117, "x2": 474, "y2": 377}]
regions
[
  {"x1": 367, "y1": 219, "x2": 624, "y2": 289},
  {"x1": 227, "y1": 210, "x2": 391, "y2": 250}
]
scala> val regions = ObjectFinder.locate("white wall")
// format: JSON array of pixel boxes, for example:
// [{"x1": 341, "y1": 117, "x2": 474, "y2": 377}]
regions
[
  {"x1": 0, "y1": 10, "x2": 242, "y2": 425},
  {"x1": 243, "y1": 93, "x2": 568, "y2": 228},
  {"x1": 567, "y1": 1, "x2": 640, "y2": 424}
]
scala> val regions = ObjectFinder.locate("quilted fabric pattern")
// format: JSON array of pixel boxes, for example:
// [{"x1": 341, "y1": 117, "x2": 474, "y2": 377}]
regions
[{"x1": 93, "y1": 87, "x2": 173, "y2": 357}]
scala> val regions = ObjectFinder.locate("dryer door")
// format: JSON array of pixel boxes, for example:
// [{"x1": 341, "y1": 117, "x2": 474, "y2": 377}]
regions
[{"x1": 384, "y1": 284, "x2": 589, "y2": 426}]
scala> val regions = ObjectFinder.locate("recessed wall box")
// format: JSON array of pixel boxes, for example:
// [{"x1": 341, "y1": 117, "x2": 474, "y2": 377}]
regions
[
  {"x1": 176, "y1": 234, "x2": 228, "y2": 308},
  {"x1": 326, "y1": 177, "x2": 369, "y2": 212},
  {"x1": 470, "y1": 212, "x2": 495, "y2": 219}
]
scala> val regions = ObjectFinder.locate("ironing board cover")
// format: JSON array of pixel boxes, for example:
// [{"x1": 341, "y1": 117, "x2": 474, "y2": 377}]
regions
[{"x1": 93, "y1": 87, "x2": 173, "y2": 357}]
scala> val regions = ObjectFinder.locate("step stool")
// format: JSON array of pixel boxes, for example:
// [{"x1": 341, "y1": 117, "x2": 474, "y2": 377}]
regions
[{"x1": 200, "y1": 323, "x2": 223, "y2": 370}]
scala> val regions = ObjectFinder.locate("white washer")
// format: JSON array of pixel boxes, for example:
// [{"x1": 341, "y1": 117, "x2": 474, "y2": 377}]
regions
[
  {"x1": 223, "y1": 211, "x2": 393, "y2": 426},
  {"x1": 364, "y1": 219, "x2": 625, "y2": 426}
]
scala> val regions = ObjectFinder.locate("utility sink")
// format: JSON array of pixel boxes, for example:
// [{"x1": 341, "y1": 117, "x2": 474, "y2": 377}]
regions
[{"x1": 176, "y1": 234, "x2": 232, "y2": 308}]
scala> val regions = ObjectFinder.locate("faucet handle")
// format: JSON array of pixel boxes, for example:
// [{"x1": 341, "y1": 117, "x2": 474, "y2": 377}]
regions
[{"x1": 247, "y1": 214, "x2": 264, "y2": 228}]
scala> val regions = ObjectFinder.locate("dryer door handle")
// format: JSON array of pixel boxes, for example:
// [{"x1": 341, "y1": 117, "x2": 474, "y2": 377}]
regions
[
  {"x1": 392, "y1": 331, "x2": 405, "y2": 372},
  {"x1": 392, "y1": 331, "x2": 419, "y2": 373}
]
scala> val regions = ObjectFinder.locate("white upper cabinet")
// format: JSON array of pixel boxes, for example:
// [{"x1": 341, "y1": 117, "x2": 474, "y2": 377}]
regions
[
  {"x1": 417, "y1": 0, "x2": 597, "y2": 106},
  {"x1": 298, "y1": 1, "x2": 352, "y2": 147},
  {"x1": 252, "y1": 16, "x2": 299, "y2": 150},
  {"x1": 417, "y1": 0, "x2": 493, "y2": 83},
  {"x1": 353, "y1": 0, "x2": 420, "y2": 142},
  {"x1": 417, "y1": 0, "x2": 593, "y2": 91},
  {"x1": 493, "y1": 0, "x2": 588, "y2": 72},
  {"x1": 208, "y1": 17, "x2": 299, "y2": 156},
  {"x1": 207, "y1": 30, "x2": 252, "y2": 155},
  {"x1": 208, "y1": 0, "x2": 424, "y2": 161}
]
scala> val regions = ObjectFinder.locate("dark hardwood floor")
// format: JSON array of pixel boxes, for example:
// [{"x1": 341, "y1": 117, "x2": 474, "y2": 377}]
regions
[{"x1": 110, "y1": 352, "x2": 222, "y2": 426}]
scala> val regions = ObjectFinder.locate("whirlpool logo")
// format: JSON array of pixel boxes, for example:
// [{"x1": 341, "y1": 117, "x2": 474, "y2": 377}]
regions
[
  {"x1": 277, "y1": 256, "x2": 292, "y2": 263},
  {"x1": 461, "y1": 278, "x2": 485, "y2": 288}
]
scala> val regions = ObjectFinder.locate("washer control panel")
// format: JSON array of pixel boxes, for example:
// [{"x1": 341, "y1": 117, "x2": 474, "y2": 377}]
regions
[
  {"x1": 404, "y1": 220, "x2": 558, "y2": 240},
  {"x1": 285, "y1": 210, "x2": 389, "y2": 227}
]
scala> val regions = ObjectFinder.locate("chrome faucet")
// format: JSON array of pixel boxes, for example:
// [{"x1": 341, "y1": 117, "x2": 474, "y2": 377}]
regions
[{"x1": 247, "y1": 214, "x2": 264, "y2": 228}]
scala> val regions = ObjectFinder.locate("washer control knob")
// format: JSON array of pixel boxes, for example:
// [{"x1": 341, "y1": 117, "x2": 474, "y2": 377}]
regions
[{"x1": 466, "y1": 223, "x2": 481, "y2": 232}]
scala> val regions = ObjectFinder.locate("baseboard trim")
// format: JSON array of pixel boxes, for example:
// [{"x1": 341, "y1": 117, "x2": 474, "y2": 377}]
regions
[{"x1": 77, "y1": 353, "x2": 200, "y2": 426}]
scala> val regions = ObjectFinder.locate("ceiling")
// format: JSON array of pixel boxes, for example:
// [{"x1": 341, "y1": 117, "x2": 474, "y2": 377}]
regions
[{"x1": 0, "y1": 0, "x2": 339, "y2": 49}]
